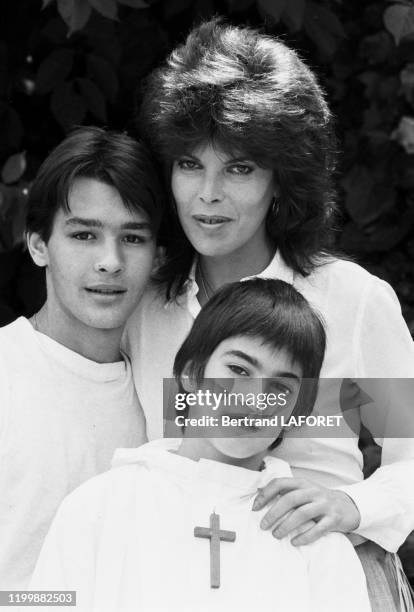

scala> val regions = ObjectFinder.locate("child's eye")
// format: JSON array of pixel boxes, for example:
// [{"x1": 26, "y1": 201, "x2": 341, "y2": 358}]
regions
[
  {"x1": 270, "y1": 380, "x2": 293, "y2": 396},
  {"x1": 176, "y1": 158, "x2": 200, "y2": 171},
  {"x1": 72, "y1": 232, "x2": 94, "y2": 240},
  {"x1": 228, "y1": 364, "x2": 250, "y2": 376},
  {"x1": 227, "y1": 163, "x2": 253, "y2": 176}
]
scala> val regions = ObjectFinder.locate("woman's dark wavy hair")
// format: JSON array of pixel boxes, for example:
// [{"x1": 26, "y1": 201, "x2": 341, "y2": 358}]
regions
[
  {"x1": 173, "y1": 278, "x2": 326, "y2": 449},
  {"x1": 139, "y1": 19, "x2": 339, "y2": 300},
  {"x1": 26, "y1": 126, "x2": 165, "y2": 242}
]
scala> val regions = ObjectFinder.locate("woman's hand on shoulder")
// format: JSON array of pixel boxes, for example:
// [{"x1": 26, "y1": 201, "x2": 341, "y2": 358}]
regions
[{"x1": 252, "y1": 477, "x2": 361, "y2": 545}]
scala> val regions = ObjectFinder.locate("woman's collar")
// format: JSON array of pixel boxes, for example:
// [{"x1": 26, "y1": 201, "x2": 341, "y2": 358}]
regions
[{"x1": 182, "y1": 250, "x2": 295, "y2": 318}]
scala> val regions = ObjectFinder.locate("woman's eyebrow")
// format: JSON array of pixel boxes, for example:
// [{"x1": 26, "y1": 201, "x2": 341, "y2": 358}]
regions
[
  {"x1": 179, "y1": 152, "x2": 199, "y2": 159},
  {"x1": 225, "y1": 156, "x2": 252, "y2": 163}
]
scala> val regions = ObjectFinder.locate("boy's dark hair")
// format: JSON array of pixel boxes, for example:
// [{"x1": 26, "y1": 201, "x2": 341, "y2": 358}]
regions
[
  {"x1": 173, "y1": 278, "x2": 326, "y2": 449},
  {"x1": 139, "y1": 19, "x2": 339, "y2": 299},
  {"x1": 26, "y1": 126, "x2": 165, "y2": 242}
]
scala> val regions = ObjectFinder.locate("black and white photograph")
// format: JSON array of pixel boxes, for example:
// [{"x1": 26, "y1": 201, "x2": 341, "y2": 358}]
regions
[{"x1": 1, "y1": 1, "x2": 414, "y2": 610}]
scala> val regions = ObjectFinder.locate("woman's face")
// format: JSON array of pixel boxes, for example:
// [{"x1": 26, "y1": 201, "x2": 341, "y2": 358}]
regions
[{"x1": 171, "y1": 143, "x2": 275, "y2": 260}]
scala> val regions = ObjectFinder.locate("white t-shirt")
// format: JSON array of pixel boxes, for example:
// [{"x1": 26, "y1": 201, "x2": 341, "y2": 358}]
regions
[
  {"x1": 0, "y1": 317, "x2": 147, "y2": 589},
  {"x1": 31, "y1": 439, "x2": 370, "y2": 612},
  {"x1": 123, "y1": 252, "x2": 414, "y2": 552}
]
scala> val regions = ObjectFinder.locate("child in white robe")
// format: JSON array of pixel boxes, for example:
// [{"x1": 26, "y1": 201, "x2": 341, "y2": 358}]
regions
[{"x1": 31, "y1": 279, "x2": 371, "y2": 611}]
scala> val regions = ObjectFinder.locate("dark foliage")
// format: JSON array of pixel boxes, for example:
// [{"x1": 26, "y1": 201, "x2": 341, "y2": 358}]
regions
[{"x1": 1, "y1": 0, "x2": 413, "y2": 330}]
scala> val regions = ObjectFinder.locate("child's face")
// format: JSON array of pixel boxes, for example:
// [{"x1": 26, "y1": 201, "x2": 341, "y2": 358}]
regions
[
  {"x1": 195, "y1": 336, "x2": 302, "y2": 463},
  {"x1": 30, "y1": 177, "x2": 156, "y2": 338}
]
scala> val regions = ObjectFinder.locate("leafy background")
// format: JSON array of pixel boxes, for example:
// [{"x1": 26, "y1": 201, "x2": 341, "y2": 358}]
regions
[
  {"x1": 2, "y1": 0, "x2": 414, "y2": 328},
  {"x1": 1, "y1": 0, "x2": 414, "y2": 579}
]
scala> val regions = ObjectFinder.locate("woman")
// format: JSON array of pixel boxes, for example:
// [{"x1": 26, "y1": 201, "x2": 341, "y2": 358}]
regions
[{"x1": 124, "y1": 19, "x2": 414, "y2": 610}]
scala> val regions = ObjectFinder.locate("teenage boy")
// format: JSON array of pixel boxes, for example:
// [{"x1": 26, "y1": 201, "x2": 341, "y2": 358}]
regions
[{"x1": 0, "y1": 127, "x2": 164, "y2": 589}]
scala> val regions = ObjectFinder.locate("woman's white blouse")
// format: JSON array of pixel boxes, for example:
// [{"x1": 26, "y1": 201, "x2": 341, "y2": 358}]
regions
[{"x1": 123, "y1": 251, "x2": 414, "y2": 553}]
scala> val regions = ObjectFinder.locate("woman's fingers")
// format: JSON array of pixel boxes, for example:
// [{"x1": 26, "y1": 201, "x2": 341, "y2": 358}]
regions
[
  {"x1": 253, "y1": 477, "x2": 311, "y2": 511},
  {"x1": 260, "y1": 489, "x2": 318, "y2": 530},
  {"x1": 289, "y1": 519, "x2": 317, "y2": 541},
  {"x1": 253, "y1": 477, "x2": 361, "y2": 544},
  {"x1": 270, "y1": 502, "x2": 323, "y2": 538},
  {"x1": 290, "y1": 517, "x2": 335, "y2": 546}
]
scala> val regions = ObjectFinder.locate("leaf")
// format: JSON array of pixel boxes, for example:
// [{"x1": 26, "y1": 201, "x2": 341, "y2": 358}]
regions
[
  {"x1": 118, "y1": 0, "x2": 148, "y2": 7},
  {"x1": 86, "y1": 54, "x2": 118, "y2": 103},
  {"x1": 51, "y1": 81, "x2": 86, "y2": 130},
  {"x1": 304, "y1": 1, "x2": 346, "y2": 59},
  {"x1": 89, "y1": 0, "x2": 118, "y2": 19},
  {"x1": 281, "y1": 0, "x2": 305, "y2": 32},
  {"x1": 400, "y1": 63, "x2": 414, "y2": 104},
  {"x1": 1, "y1": 152, "x2": 26, "y2": 185},
  {"x1": 77, "y1": 78, "x2": 107, "y2": 121},
  {"x1": 391, "y1": 115, "x2": 414, "y2": 153},
  {"x1": 384, "y1": 4, "x2": 414, "y2": 45},
  {"x1": 351, "y1": 176, "x2": 395, "y2": 231},
  {"x1": 35, "y1": 48, "x2": 74, "y2": 94},
  {"x1": 57, "y1": 0, "x2": 92, "y2": 33},
  {"x1": 257, "y1": 0, "x2": 287, "y2": 22}
]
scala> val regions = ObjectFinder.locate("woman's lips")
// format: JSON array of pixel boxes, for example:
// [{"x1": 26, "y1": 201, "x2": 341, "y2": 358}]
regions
[{"x1": 192, "y1": 214, "x2": 232, "y2": 225}]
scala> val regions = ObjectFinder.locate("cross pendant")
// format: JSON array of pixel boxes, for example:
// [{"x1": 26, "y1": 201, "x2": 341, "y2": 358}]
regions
[{"x1": 194, "y1": 511, "x2": 236, "y2": 588}]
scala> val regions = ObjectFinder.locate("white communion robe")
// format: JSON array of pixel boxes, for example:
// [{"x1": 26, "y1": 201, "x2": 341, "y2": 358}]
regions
[{"x1": 31, "y1": 439, "x2": 371, "y2": 612}]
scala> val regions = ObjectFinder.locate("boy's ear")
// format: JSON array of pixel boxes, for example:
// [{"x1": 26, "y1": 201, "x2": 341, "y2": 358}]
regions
[
  {"x1": 180, "y1": 362, "x2": 197, "y2": 393},
  {"x1": 27, "y1": 232, "x2": 49, "y2": 268},
  {"x1": 180, "y1": 376, "x2": 193, "y2": 394}
]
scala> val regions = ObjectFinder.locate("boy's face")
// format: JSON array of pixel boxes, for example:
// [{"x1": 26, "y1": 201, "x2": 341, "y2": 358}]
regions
[
  {"x1": 194, "y1": 336, "x2": 302, "y2": 462},
  {"x1": 30, "y1": 177, "x2": 156, "y2": 337}
]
